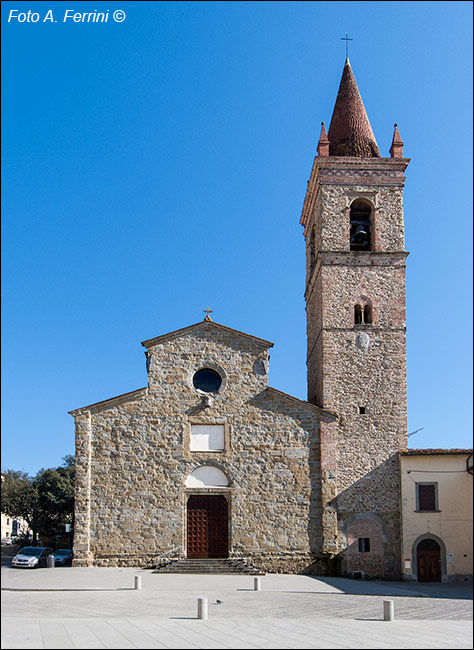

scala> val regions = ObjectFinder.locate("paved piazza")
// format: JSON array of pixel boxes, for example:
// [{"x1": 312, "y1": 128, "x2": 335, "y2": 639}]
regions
[{"x1": 2, "y1": 567, "x2": 472, "y2": 649}]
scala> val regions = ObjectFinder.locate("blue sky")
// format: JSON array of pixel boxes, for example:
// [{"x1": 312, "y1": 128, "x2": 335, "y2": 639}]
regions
[{"x1": 2, "y1": 1, "x2": 472, "y2": 475}]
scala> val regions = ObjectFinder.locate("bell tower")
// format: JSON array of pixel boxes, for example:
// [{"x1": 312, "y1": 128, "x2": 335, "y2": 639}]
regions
[{"x1": 301, "y1": 59, "x2": 409, "y2": 578}]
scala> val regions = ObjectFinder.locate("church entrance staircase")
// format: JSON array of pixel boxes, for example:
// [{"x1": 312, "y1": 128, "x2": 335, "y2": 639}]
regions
[{"x1": 153, "y1": 558, "x2": 264, "y2": 575}]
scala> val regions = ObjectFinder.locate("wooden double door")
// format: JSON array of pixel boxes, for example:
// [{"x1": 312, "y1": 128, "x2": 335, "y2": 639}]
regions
[
  {"x1": 417, "y1": 539, "x2": 442, "y2": 582},
  {"x1": 187, "y1": 495, "x2": 229, "y2": 558}
]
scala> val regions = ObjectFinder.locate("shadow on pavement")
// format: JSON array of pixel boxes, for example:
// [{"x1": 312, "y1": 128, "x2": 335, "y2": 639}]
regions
[{"x1": 304, "y1": 575, "x2": 473, "y2": 599}]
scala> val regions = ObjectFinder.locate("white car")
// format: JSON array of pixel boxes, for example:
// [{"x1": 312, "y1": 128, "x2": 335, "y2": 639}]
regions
[{"x1": 12, "y1": 547, "x2": 53, "y2": 568}]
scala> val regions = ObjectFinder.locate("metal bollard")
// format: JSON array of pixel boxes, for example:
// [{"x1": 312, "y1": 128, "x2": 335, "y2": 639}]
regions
[
  {"x1": 197, "y1": 598, "x2": 208, "y2": 620},
  {"x1": 254, "y1": 577, "x2": 261, "y2": 591},
  {"x1": 383, "y1": 599, "x2": 394, "y2": 621},
  {"x1": 46, "y1": 555, "x2": 55, "y2": 568},
  {"x1": 134, "y1": 575, "x2": 142, "y2": 590}
]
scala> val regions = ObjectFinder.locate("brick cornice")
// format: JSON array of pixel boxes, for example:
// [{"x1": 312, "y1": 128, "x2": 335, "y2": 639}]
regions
[
  {"x1": 318, "y1": 250, "x2": 408, "y2": 265},
  {"x1": 300, "y1": 157, "x2": 410, "y2": 234}
]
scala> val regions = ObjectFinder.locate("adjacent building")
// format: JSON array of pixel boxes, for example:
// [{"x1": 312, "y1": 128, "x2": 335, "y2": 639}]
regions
[
  {"x1": 399, "y1": 449, "x2": 473, "y2": 582},
  {"x1": 1, "y1": 513, "x2": 30, "y2": 541}
]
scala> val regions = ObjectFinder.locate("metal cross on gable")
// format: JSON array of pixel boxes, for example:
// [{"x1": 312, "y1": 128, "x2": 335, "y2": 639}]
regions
[
  {"x1": 341, "y1": 32, "x2": 353, "y2": 58},
  {"x1": 203, "y1": 306, "x2": 213, "y2": 321}
]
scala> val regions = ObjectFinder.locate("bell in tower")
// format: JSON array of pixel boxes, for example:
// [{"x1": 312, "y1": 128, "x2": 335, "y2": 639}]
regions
[{"x1": 350, "y1": 200, "x2": 371, "y2": 251}]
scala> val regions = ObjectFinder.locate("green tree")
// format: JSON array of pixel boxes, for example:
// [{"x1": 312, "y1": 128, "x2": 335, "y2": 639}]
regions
[
  {"x1": 33, "y1": 456, "x2": 75, "y2": 543},
  {"x1": 1, "y1": 469, "x2": 37, "y2": 538},
  {"x1": 2, "y1": 456, "x2": 75, "y2": 545}
]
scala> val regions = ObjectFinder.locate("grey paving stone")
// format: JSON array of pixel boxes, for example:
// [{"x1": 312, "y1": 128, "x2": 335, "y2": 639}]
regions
[
  {"x1": 1, "y1": 568, "x2": 472, "y2": 649},
  {"x1": 58, "y1": 619, "x2": 107, "y2": 649},
  {"x1": 2, "y1": 619, "x2": 43, "y2": 649},
  {"x1": 106, "y1": 620, "x2": 168, "y2": 649},
  {"x1": 133, "y1": 619, "x2": 201, "y2": 649},
  {"x1": 38, "y1": 620, "x2": 75, "y2": 649},
  {"x1": 85, "y1": 620, "x2": 138, "y2": 649}
]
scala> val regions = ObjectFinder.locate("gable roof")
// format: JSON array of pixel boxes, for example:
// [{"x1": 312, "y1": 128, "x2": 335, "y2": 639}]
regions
[{"x1": 141, "y1": 319, "x2": 274, "y2": 350}]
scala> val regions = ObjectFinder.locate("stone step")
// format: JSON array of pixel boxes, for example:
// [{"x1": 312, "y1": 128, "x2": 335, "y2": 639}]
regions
[{"x1": 153, "y1": 558, "x2": 264, "y2": 575}]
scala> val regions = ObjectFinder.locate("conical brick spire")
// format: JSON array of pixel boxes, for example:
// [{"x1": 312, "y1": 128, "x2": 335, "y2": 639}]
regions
[{"x1": 328, "y1": 59, "x2": 380, "y2": 157}]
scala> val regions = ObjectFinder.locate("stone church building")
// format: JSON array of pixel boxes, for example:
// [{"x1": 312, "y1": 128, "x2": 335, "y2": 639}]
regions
[{"x1": 70, "y1": 58, "x2": 410, "y2": 578}]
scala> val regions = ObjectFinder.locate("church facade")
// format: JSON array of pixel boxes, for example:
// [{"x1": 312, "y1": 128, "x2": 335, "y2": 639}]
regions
[
  {"x1": 71, "y1": 320, "x2": 337, "y2": 573},
  {"x1": 71, "y1": 58, "x2": 410, "y2": 578}
]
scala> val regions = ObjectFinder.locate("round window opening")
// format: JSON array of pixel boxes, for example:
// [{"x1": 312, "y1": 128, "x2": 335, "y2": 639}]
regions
[{"x1": 193, "y1": 368, "x2": 222, "y2": 393}]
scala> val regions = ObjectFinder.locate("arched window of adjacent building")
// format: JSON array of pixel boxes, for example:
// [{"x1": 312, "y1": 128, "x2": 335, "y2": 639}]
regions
[
  {"x1": 354, "y1": 304, "x2": 363, "y2": 324},
  {"x1": 350, "y1": 200, "x2": 372, "y2": 251}
]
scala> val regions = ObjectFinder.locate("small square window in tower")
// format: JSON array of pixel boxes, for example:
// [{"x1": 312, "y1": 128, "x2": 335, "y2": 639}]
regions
[
  {"x1": 358, "y1": 537, "x2": 371, "y2": 552},
  {"x1": 191, "y1": 424, "x2": 225, "y2": 452}
]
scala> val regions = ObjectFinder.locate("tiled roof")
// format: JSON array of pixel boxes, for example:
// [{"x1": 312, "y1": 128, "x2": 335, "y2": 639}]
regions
[
  {"x1": 399, "y1": 448, "x2": 473, "y2": 455},
  {"x1": 327, "y1": 59, "x2": 380, "y2": 157}
]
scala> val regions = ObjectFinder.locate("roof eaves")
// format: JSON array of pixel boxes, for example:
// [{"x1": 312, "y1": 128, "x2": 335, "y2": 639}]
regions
[
  {"x1": 141, "y1": 320, "x2": 274, "y2": 350},
  {"x1": 266, "y1": 387, "x2": 338, "y2": 420},
  {"x1": 69, "y1": 387, "x2": 148, "y2": 416},
  {"x1": 399, "y1": 448, "x2": 473, "y2": 456}
]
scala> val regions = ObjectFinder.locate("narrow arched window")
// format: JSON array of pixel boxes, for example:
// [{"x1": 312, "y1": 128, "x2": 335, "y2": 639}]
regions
[
  {"x1": 354, "y1": 301, "x2": 373, "y2": 326},
  {"x1": 350, "y1": 201, "x2": 371, "y2": 251},
  {"x1": 364, "y1": 304, "x2": 372, "y2": 324}
]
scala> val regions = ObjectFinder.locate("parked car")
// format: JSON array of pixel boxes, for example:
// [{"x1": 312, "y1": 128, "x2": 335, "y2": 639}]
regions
[
  {"x1": 53, "y1": 549, "x2": 73, "y2": 566},
  {"x1": 12, "y1": 547, "x2": 53, "y2": 568}
]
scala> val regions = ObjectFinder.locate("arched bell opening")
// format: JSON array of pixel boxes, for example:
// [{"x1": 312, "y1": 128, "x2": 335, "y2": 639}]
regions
[{"x1": 350, "y1": 200, "x2": 372, "y2": 251}]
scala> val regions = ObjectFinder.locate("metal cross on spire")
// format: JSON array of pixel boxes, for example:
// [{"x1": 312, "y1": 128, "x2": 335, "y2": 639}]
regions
[
  {"x1": 203, "y1": 306, "x2": 213, "y2": 321},
  {"x1": 341, "y1": 32, "x2": 353, "y2": 59}
]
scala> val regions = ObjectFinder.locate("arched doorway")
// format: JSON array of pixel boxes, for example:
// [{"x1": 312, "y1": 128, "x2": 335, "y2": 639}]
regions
[
  {"x1": 417, "y1": 538, "x2": 441, "y2": 582},
  {"x1": 186, "y1": 495, "x2": 228, "y2": 558}
]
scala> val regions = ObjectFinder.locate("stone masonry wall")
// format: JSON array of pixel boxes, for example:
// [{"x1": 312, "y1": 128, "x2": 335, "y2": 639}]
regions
[
  {"x1": 303, "y1": 158, "x2": 409, "y2": 578},
  {"x1": 72, "y1": 323, "x2": 328, "y2": 573},
  {"x1": 316, "y1": 183, "x2": 405, "y2": 253}
]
